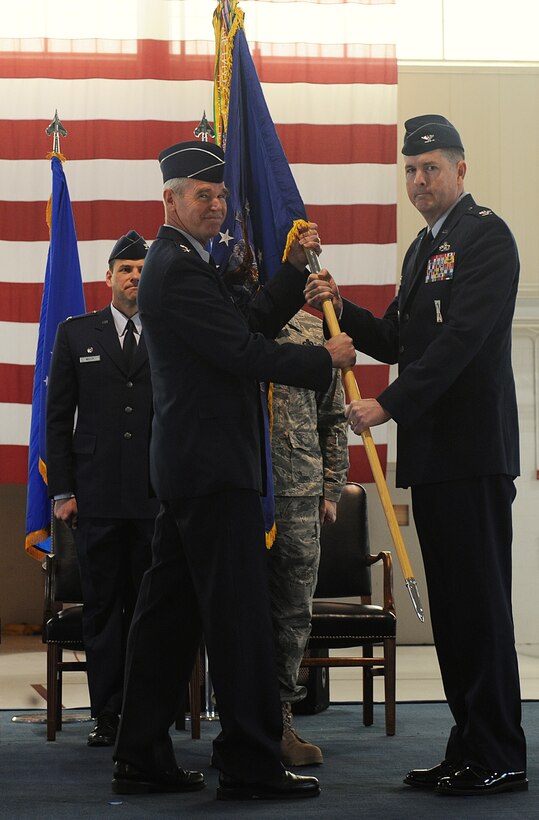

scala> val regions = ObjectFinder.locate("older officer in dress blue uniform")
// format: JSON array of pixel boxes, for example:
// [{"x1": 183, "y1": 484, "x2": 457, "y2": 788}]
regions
[
  {"x1": 305, "y1": 116, "x2": 527, "y2": 797},
  {"x1": 46, "y1": 231, "x2": 158, "y2": 746},
  {"x1": 111, "y1": 140, "x2": 356, "y2": 800}
]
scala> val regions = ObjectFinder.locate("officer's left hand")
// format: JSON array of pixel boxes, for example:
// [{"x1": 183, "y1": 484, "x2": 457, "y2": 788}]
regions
[
  {"x1": 346, "y1": 399, "x2": 391, "y2": 434},
  {"x1": 287, "y1": 222, "x2": 321, "y2": 270}
]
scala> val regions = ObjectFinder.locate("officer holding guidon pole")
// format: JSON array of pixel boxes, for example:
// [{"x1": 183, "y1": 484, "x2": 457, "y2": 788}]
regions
[{"x1": 305, "y1": 114, "x2": 527, "y2": 797}]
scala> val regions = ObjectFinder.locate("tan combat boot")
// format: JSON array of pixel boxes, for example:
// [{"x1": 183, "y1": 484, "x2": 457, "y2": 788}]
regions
[{"x1": 281, "y1": 702, "x2": 323, "y2": 766}]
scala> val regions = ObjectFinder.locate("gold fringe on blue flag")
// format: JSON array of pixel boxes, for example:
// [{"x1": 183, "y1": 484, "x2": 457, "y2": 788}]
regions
[{"x1": 211, "y1": 1, "x2": 311, "y2": 548}]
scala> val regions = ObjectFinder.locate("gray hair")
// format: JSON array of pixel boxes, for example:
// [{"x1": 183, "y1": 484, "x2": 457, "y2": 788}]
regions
[{"x1": 163, "y1": 177, "x2": 190, "y2": 197}]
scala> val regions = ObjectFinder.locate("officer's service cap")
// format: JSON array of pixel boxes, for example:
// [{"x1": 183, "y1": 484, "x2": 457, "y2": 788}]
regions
[
  {"x1": 159, "y1": 140, "x2": 225, "y2": 184},
  {"x1": 402, "y1": 114, "x2": 464, "y2": 156},
  {"x1": 108, "y1": 230, "x2": 149, "y2": 264}
]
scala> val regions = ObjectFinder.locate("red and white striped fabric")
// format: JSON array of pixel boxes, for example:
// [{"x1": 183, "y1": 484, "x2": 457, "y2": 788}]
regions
[{"x1": 0, "y1": 0, "x2": 396, "y2": 484}]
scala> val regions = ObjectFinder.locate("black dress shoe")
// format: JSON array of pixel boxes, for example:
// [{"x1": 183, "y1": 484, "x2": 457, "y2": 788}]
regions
[
  {"x1": 403, "y1": 760, "x2": 460, "y2": 789},
  {"x1": 87, "y1": 713, "x2": 119, "y2": 747},
  {"x1": 217, "y1": 770, "x2": 320, "y2": 800},
  {"x1": 112, "y1": 760, "x2": 205, "y2": 794},
  {"x1": 437, "y1": 765, "x2": 528, "y2": 796}
]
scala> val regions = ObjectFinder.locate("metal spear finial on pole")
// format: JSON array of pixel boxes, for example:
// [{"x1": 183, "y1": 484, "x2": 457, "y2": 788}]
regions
[
  {"x1": 194, "y1": 110, "x2": 215, "y2": 143},
  {"x1": 45, "y1": 110, "x2": 67, "y2": 154}
]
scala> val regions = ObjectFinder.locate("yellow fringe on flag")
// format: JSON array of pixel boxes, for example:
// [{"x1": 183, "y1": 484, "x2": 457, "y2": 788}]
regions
[
  {"x1": 26, "y1": 457, "x2": 50, "y2": 558},
  {"x1": 281, "y1": 218, "x2": 310, "y2": 263},
  {"x1": 213, "y1": 0, "x2": 244, "y2": 147},
  {"x1": 265, "y1": 521, "x2": 277, "y2": 550},
  {"x1": 25, "y1": 530, "x2": 50, "y2": 561},
  {"x1": 39, "y1": 456, "x2": 48, "y2": 485},
  {"x1": 45, "y1": 151, "x2": 66, "y2": 231}
]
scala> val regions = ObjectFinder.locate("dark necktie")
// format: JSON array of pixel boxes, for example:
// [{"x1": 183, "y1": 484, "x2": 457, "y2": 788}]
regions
[
  {"x1": 123, "y1": 319, "x2": 137, "y2": 370},
  {"x1": 414, "y1": 229, "x2": 433, "y2": 270}
]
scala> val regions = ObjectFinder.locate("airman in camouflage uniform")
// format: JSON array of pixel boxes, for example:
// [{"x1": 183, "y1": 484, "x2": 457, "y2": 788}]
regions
[{"x1": 270, "y1": 309, "x2": 349, "y2": 766}]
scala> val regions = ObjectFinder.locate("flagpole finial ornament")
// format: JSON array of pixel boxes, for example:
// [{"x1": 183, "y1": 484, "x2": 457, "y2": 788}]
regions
[
  {"x1": 194, "y1": 111, "x2": 216, "y2": 143},
  {"x1": 158, "y1": 140, "x2": 225, "y2": 184},
  {"x1": 45, "y1": 110, "x2": 67, "y2": 155}
]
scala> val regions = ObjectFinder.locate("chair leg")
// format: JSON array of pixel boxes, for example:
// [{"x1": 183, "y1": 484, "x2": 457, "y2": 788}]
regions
[
  {"x1": 384, "y1": 638, "x2": 396, "y2": 736},
  {"x1": 46, "y1": 644, "x2": 58, "y2": 741},
  {"x1": 362, "y1": 643, "x2": 374, "y2": 727},
  {"x1": 56, "y1": 650, "x2": 64, "y2": 732},
  {"x1": 189, "y1": 652, "x2": 201, "y2": 740}
]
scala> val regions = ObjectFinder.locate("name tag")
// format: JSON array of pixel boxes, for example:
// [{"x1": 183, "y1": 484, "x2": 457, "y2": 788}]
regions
[
  {"x1": 80, "y1": 355, "x2": 101, "y2": 363},
  {"x1": 425, "y1": 252, "x2": 455, "y2": 283}
]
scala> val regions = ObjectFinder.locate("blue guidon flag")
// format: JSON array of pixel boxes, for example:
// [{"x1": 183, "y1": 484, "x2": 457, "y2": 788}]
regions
[{"x1": 25, "y1": 152, "x2": 86, "y2": 560}]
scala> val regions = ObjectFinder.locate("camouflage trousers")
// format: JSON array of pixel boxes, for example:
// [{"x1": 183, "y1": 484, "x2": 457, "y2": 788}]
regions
[{"x1": 267, "y1": 496, "x2": 321, "y2": 704}]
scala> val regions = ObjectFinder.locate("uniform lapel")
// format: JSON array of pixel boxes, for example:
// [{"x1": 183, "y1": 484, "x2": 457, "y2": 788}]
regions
[
  {"x1": 94, "y1": 305, "x2": 126, "y2": 373},
  {"x1": 399, "y1": 228, "x2": 432, "y2": 309},
  {"x1": 432, "y1": 193, "x2": 474, "y2": 248}
]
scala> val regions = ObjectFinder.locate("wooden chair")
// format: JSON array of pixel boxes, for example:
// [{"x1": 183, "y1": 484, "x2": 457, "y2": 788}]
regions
[{"x1": 300, "y1": 482, "x2": 397, "y2": 735}]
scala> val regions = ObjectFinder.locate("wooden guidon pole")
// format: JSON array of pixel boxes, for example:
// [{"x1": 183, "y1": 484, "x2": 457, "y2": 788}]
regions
[{"x1": 306, "y1": 250, "x2": 424, "y2": 621}]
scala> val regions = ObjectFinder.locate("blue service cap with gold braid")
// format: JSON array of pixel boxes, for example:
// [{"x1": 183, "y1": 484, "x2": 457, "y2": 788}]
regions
[
  {"x1": 108, "y1": 230, "x2": 149, "y2": 264},
  {"x1": 402, "y1": 114, "x2": 464, "y2": 156},
  {"x1": 158, "y1": 140, "x2": 225, "y2": 184}
]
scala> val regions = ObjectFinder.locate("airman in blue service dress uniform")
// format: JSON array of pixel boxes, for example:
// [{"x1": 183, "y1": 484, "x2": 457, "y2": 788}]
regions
[
  {"x1": 46, "y1": 231, "x2": 158, "y2": 746},
  {"x1": 305, "y1": 115, "x2": 527, "y2": 797},
  {"x1": 111, "y1": 140, "x2": 355, "y2": 801}
]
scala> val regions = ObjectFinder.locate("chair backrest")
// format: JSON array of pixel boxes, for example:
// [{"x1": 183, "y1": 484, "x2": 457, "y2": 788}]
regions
[
  {"x1": 314, "y1": 482, "x2": 371, "y2": 599},
  {"x1": 50, "y1": 517, "x2": 83, "y2": 604}
]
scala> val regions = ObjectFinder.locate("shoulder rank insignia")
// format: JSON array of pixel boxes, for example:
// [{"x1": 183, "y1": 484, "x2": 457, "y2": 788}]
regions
[
  {"x1": 66, "y1": 310, "x2": 97, "y2": 322},
  {"x1": 478, "y1": 209, "x2": 493, "y2": 217},
  {"x1": 179, "y1": 244, "x2": 191, "y2": 253},
  {"x1": 438, "y1": 241, "x2": 451, "y2": 252}
]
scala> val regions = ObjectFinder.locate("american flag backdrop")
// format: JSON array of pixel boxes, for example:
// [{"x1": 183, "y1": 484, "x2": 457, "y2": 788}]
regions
[{"x1": 0, "y1": 0, "x2": 397, "y2": 486}]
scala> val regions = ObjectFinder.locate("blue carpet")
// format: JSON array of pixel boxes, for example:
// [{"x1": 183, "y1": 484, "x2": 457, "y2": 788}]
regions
[{"x1": 1, "y1": 703, "x2": 538, "y2": 819}]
